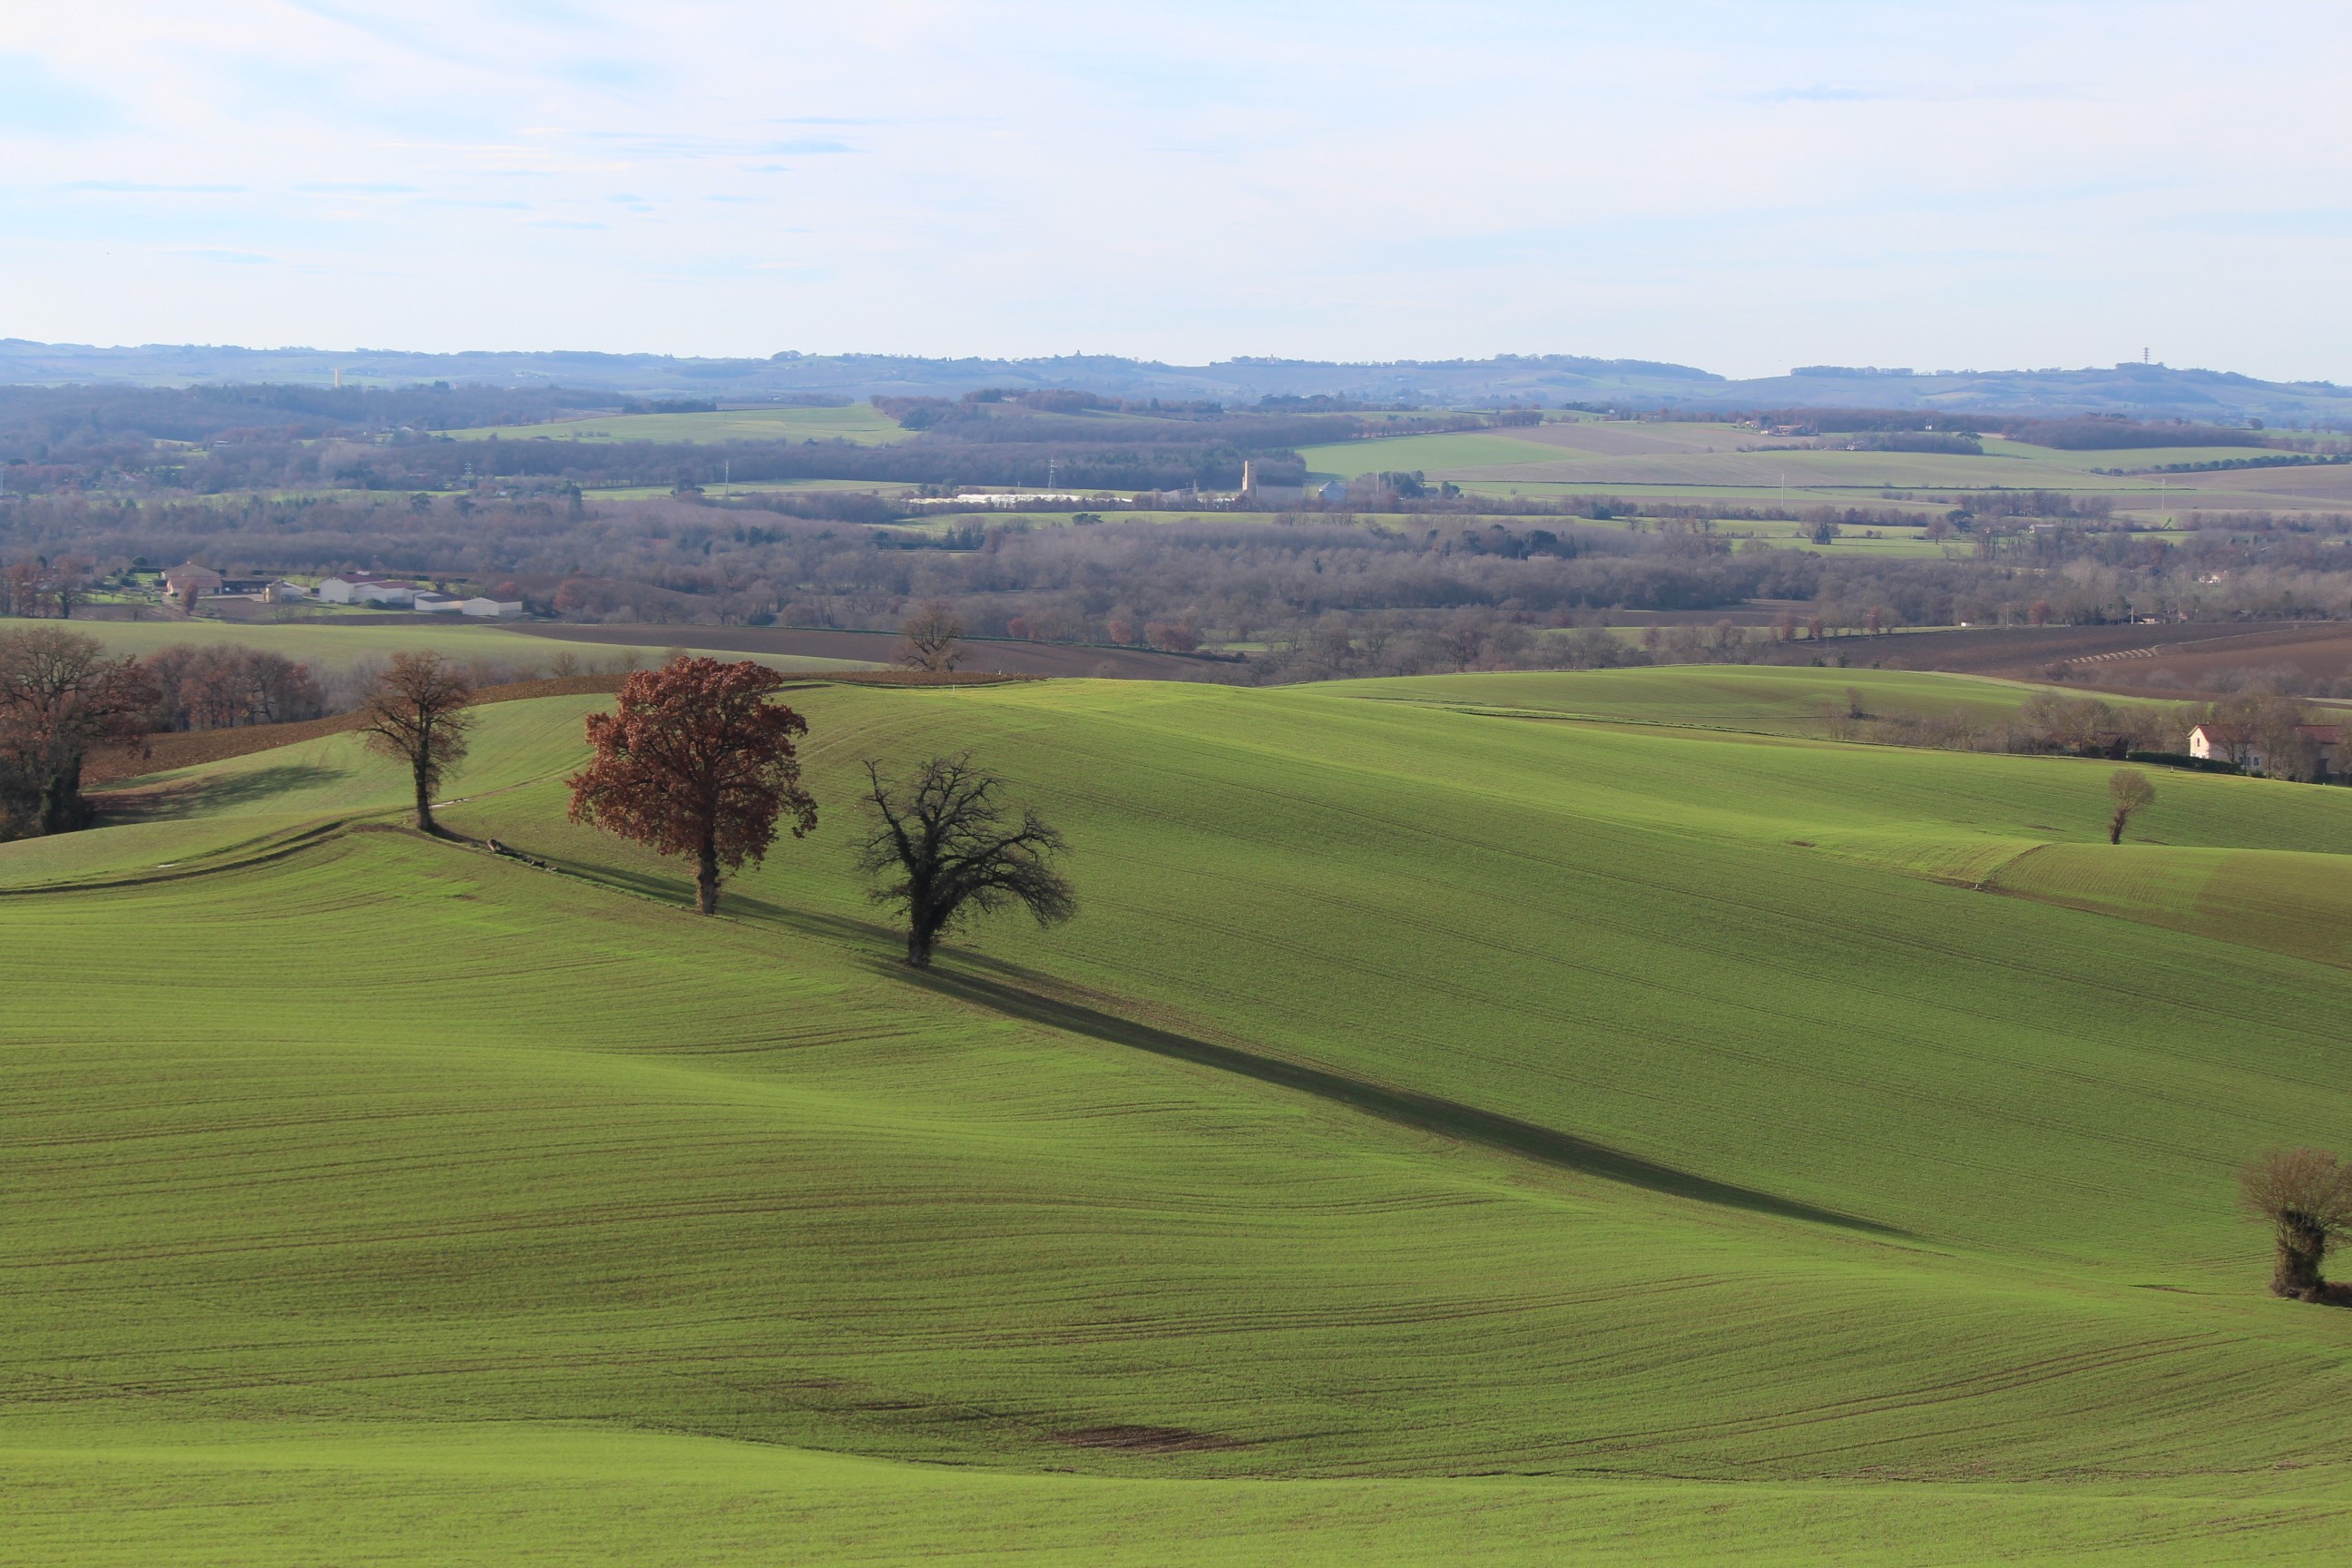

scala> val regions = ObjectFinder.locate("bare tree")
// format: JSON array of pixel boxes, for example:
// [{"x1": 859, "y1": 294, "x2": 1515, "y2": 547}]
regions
[
  {"x1": 357, "y1": 652, "x2": 475, "y2": 834},
  {"x1": 0, "y1": 627, "x2": 157, "y2": 835},
  {"x1": 2241, "y1": 1148, "x2": 2352, "y2": 1299},
  {"x1": 2107, "y1": 769, "x2": 2154, "y2": 844},
  {"x1": 899, "y1": 600, "x2": 965, "y2": 672},
  {"x1": 50, "y1": 557, "x2": 92, "y2": 620},
  {"x1": 1438, "y1": 622, "x2": 1485, "y2": 671},
  {"x1": 857, "y1": 753, "x2": 1075, "y2": 966}
]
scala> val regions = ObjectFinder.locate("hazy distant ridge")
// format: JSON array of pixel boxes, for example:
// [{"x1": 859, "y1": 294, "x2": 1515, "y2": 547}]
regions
[{"x1": 2, "y1": 338, "x2": 2344, "y2": 418}]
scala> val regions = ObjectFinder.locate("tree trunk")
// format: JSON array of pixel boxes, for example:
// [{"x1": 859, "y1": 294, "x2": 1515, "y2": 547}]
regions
[
  {"x1": 901, "y1": 887, "x2": 939, "y2": 965},
  {"x1": 2109, "y1": 810, "x2": 2125, "y2": 845},
  {"x1": 2274, "y1": 1217, "x2": 2328, "y2": 1298},
  {"x1": 413, "y1": 759, "x2": 436, "y2": 834},
  {"x1": 695, "y1": 835, "x2": 720, "y2": 916},
  {"x1": 38, "y1": 766, "x2": 75, "y2": 835}
]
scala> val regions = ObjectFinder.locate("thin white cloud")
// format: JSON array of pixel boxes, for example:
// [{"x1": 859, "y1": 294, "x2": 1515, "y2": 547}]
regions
[
  {"x1": 0, "y1": 1, "x2": 2346, "y2": 383},
  {"x1": 60, "y1": 180, "x2": 244, "y2": 193}
]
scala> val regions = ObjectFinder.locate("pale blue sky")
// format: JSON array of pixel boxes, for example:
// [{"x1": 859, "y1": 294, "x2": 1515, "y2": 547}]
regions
[{"x1": 3, "y1": 2, "x2": 2347, "y2": 379}]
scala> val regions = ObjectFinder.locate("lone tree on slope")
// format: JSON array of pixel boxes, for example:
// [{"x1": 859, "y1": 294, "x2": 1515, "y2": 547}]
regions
[
  {"x1": 567, "y1": 656, "x2": 818, "y2": 916},
  {"x1": 857, "y1": 753, "x2": 1075, "y2": 967},
  {"x1": 2107, "y1": 769, "x2": 2155, "y2": 845},
  {"x1": 358, "y1": 652, "x2": 475, "y2": 835},
  {"x1": 2241, "y1": 1148, "x2": 2352, "y2": 1300},
  {"x1": 0, "y1": 626, "x2": 157, "y2": 837},
  {"x1": 898, "y1": 599, "x2": 965, "y2": 673}
]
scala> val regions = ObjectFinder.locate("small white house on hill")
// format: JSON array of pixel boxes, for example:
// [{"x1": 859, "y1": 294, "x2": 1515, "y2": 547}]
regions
[{"x1": 2189, "y1": 720, "x2": 2343, "y2": 776}]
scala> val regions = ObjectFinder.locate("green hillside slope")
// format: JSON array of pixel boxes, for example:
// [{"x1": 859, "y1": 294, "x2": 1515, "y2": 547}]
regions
[
  {"x1": 0, "y1": 694, "x2": 612, "y2": 887},
  {"x1": 8, "y1": 668, "x2": 2352, "y2": 1563}
]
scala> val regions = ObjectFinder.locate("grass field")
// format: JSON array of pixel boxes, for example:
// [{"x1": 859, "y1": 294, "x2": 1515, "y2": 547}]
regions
[
  {"x1": 1297, "y1": 424, "x2": 2328, "y2": 520},
  {"x1": 9, "y1": 665, "x2": 2352, "y2": 1561},
  {"x1": 59, "y1": 619, "x2": 881, "y2": 677},
  {"x1": 1335, "y1": 664, "x2": 2053, "y2": 733}
]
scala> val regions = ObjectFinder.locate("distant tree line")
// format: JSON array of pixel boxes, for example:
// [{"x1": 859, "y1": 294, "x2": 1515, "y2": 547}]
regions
[
  {"x1": 142, "y1": 642, "x2": 326, "y2": 730},
  {"x1": 74, "y1": 436, "x2": 1297, "y2": 496},
  {"x1": 0, "y1": 382, "x2": 600, "y2": 455},
  {"x1": 1626, "y1": 406, "x2": 2324, "y2": 447}
]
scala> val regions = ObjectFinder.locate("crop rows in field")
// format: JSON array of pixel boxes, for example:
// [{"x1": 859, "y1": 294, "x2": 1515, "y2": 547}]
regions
[{"x1": 10, "y1": 665, "x2": 2352, "y2": 1562}]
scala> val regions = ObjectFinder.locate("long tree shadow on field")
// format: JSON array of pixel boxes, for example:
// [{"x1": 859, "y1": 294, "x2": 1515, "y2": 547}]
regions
[
  {"x1": 495, "y1": 848, "x2": 1901, "y2": 1235},
  {"x1": 98, "y1": 763, "x2": 348, "y2": 822},
  {"x1": 896, "y1": 963, "x2": 1910, "y2": 1239}
]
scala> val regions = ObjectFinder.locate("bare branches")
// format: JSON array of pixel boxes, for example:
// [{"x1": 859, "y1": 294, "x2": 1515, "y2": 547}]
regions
[
  {"x1": 357, "y1": 652, "x2": 475, "y2": 834},
  {"x1": 858, "y1": 752, "x2": 1074, "y2": 966},
  {"x1": 0, "y1": 627, "x2": 157, "y2": 836},
  {"x1": 898, "y1": 600, "x2": 965, "y2": 672},
  {"x1": 2107, "y1": 769, "x2": 2154, "y2": 844},
  {"x1": 2241, "y1": 1148, "x2": 2352, "y2": 1299}
]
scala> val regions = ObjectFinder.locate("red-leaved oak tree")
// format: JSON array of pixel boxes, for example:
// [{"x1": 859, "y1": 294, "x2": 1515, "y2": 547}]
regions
[{"x1": 566, "y1": 656, "x2": 818, "y2": 915}]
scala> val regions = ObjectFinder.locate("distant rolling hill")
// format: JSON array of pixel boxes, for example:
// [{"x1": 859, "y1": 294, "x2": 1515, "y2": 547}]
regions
[{"x1": 4, "y1": 337, "x2": 2346, "y2": 419}]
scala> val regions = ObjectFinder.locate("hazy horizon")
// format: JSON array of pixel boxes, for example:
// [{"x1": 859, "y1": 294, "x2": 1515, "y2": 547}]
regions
[{"x1": 5, "y1": 3, "x2": 2348, "y2": 381}]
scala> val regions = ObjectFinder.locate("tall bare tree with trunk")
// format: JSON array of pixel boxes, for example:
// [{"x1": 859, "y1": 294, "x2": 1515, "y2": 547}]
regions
[
  {"x1": 898, "y1": 600, "x2": 965, "y2": 672},
  {"x1": 566, "y1": 656, "x2": 817, "y2": 915},
  {"x1": 0, "y1": 627, "x2": 157, "y2": 836},
  {"x1": 358, "y1": 652, "x2": 475, "y2": 834},
  {"x1": 858, "y1": 753, "x2": 1075, "y2": 967},
  {"x1": 2242, "y1": 1148, "x2": 2352, "y2": 1299},
  {"x1": 2107, "y1": 769, "x2": 2154, "y2": 844}
]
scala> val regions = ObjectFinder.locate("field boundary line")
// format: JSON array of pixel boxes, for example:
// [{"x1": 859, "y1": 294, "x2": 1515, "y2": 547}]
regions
[{"x1": 0, "y1": 818, "x2": 362, "y2": 896}]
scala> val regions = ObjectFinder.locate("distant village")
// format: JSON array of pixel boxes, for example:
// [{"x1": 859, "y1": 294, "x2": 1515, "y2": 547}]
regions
[{"x1": 156, "y1": 564, "x2": 524, "y2": 620}]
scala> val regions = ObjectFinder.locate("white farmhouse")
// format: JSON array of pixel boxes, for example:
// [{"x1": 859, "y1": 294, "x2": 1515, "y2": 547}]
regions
[
  {"x1": 2189, "y1": 720, "x2": 2343, "y2": 777},
  {"x1": 316, "y1": 573, "x2": 426, "y2": 606},
  {"x1": 456, "y1": 596, "x2": 524, "y2": 618}
]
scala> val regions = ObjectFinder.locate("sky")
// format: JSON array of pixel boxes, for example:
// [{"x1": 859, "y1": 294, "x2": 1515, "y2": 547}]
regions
[{"x1": 2, "y1": 2, "x2": 2348, "y2": 380}]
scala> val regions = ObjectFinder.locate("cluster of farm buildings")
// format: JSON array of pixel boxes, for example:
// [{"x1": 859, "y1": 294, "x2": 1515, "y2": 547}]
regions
[{"x1": 160, "y1": 564, "x2": 522, "y2": 618}]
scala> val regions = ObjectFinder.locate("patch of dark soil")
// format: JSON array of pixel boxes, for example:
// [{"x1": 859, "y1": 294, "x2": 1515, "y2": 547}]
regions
[
  {"x1": 1052, "y1": 1425, "x2": 1247, "y2": 1454},
  {"x1": 505, "y1": 622, "x2": 1235, "y2": 681}
]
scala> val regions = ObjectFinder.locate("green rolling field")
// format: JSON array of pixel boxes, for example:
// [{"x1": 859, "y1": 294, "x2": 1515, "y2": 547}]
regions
[
  {"x1": 57, "y1": 620, "x2": 880, "y2": 678},
  {"x1": 9, "y1": 665, "x2": 2352, "y2": 1562},
  {"x1": 1332, "y1": 664, "x2": 2054, "y2": 732},
  {"x1": 1295, "y1": 424, "x2": 2310, "y2": 520}
]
